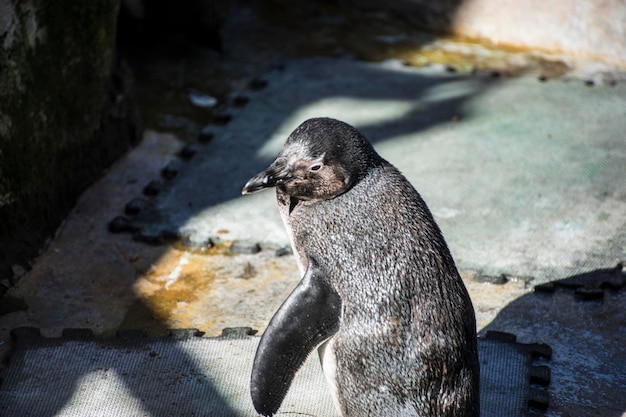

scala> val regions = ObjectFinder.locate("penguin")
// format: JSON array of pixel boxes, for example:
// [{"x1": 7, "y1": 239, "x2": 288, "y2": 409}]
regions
[{"x1": 242, "y1": 117, "x2": 479, "y2": 417}]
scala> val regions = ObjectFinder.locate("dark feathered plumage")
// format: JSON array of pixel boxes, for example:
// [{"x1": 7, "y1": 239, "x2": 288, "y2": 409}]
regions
[{"x1": 243, "y1": 117, "x2": 479, "y2": 417}]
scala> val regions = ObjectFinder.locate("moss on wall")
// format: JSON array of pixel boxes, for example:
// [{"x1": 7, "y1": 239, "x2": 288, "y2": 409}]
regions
[{"x1": 0, "y1": 0, "x2": 140, "y2": 279}]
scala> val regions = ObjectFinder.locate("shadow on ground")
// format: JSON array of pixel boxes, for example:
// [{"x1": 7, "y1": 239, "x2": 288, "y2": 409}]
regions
[{"x1": 481, "y1": 265, "x2": 626, "y2": 417}]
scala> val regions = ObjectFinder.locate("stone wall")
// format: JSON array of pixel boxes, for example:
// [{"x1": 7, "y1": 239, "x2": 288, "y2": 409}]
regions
[{"x1": 0, "y1": 0, "x2": 140, "y2": 284}]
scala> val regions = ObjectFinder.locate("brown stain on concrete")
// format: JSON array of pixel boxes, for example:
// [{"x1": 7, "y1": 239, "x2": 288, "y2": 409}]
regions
[
  {"x1": 126, "y1": 245, "x2": 300, "y2": 336},
  {"x1": 134, "y1": 250, "x2": 215, "y2": 323}
]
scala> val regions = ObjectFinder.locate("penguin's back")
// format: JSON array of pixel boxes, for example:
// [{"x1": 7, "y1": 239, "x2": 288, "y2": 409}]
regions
[{"x1": 278, "y1": 161, "x2": 479, "y2": 417}]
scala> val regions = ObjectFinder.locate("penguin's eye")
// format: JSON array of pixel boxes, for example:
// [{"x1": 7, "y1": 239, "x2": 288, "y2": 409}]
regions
[{"x1": 309, "y1": 162, "x2": 323, "y2": 172}]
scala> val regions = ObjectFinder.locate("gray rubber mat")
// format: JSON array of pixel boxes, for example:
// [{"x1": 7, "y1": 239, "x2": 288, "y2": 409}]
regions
[
  {"x1": 112, "y1": 57, "x2": 626, "y2": 283},
  {"x1": 0, "y1": 328, "x2": 548, "y2": 417}
]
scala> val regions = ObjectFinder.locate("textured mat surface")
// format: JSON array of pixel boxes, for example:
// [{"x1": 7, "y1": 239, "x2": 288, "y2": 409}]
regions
[
  {"x1": 0, "y1": 328, "x2": 548, "y2": 417},
  {"x1": 116, "y1": 57, "x2": 626, "y2": 283}
]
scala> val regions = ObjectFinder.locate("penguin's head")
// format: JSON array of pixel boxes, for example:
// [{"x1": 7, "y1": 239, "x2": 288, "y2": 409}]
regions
[{"x1": 242, "y1": 117, "x2": 381, "y2": 201}]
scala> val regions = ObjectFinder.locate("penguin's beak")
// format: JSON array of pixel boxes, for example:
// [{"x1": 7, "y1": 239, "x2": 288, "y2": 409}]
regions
[{"x1": 242, "y1": 158, "x2": 292, "y2": 195}]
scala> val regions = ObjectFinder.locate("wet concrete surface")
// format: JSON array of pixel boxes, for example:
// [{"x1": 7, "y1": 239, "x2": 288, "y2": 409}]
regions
[{"x1": 1, "y1": 1, "x2": 625, "y2": 416}]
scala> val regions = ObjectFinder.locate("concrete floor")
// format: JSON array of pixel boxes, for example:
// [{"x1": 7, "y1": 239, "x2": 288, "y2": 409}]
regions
[{"x1": 1, "y1": 2, "x2": 625, "y2": 416}]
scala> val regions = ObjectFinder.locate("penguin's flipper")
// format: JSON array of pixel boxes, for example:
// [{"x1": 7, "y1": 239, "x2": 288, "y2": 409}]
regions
[{"x1": 250, "y1": 257, "x2": 341, "y2": 416}]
